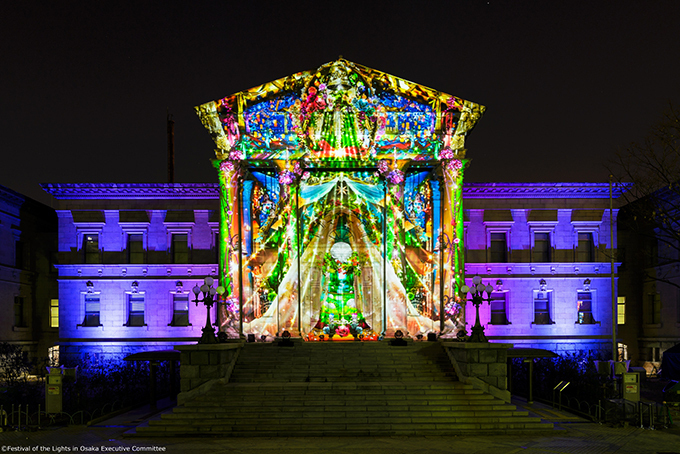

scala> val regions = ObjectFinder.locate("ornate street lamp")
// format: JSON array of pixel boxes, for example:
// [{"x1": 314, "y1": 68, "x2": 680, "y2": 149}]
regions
[
  {"x1": 461, "y1": 275, "x2": 494, "y2": 343},
  {"x1": 192, "y1": 276, "x2": 225, "y2": 344}
]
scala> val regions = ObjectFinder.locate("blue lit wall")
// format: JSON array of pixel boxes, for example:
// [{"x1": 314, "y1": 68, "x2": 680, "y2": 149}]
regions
[{"x1": 43, "y1": 182, "x2": 628, "y2": 361}]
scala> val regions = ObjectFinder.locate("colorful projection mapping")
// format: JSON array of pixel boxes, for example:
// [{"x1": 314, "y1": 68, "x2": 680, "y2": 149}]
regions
[{"x1": 196, "y1": 58, "x2": 485, "y2": 340}]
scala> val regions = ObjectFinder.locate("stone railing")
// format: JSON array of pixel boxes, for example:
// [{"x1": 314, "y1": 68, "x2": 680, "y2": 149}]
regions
[
  {"x1": 175, "y1": 343, "x2": 243, "y2": 405},
  {"x1": 441, "y1": 341, "x2": 513, "y2": 403}
]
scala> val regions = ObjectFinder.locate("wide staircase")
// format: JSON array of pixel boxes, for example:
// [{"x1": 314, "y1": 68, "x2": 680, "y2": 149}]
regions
[{"x1": 136, "y1": 341, "x2": 553, "y2": 436}]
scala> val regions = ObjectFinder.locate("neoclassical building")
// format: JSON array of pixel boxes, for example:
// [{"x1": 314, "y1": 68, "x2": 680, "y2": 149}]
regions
[
  {"x1": 40, "y1": 59, "x2": 629, "y2": 362},
  {"x1": 42, "y1": 181, "x2": 627, "y2": 362}
]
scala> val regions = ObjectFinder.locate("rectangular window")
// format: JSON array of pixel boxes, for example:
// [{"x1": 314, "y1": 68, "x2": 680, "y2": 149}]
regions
[
  {"x1": 577, "y1": 232, "x2": 594, "y2": 262},
  {"x1": 213, "y1": 232, "x2": 220, "y2": 264},
  {"x1": 489, "y1": 232, "x2": 507, "y2": 262},
  {"x1": 172, "y1": 234, "x2": 189, "y2": 263},
  {"x1": 534, "y1": 232, "x2": 550, "y2": 262},
  {"x1": 489, "y1": 292, "x2": 509, "y2": 325},
  {"x1": 127, "y1": 234, "x2": 144, "y2": 264},
  {"x1": 533, "y1": 291, "x2": 553, "y2": 325},
  {"x1": 577, "y1": 291, "x2": 596, "y2": 324},
  {"x1": 617, "y1": 296, "x2": 626, "y2": 325},
  {"x1": 15, "y1": 241, "x2": 25, "y2": 269},
  {"x1": 50, "y1": 299, "x2": 59, "y2": 328},
  {"x1": 83, "y1": 234, "x2": 99, "y2": 263},
  {"x1": 645, "y1": 239, "x2": 658, "y2": 267},
  {"x1": 14, "y1": 296, "x2": 25, "y2": 327},
  {"x1": 648, "y1": 293, "x2": 661, "y2": 324},
  {"x1": 83, "y1": 294, "x2": 100, "y2": 326},
  {"x1": 127, "y1": 294, "x2": 145, "y2": 326},
  {"x1": 171, "y1": 293, "x2": 190, "y2": 326}
]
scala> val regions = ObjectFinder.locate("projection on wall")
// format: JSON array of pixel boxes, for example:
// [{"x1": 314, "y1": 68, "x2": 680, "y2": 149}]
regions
[{"x1": 196, "y1": 58, "x2": 485, "y2": 340}]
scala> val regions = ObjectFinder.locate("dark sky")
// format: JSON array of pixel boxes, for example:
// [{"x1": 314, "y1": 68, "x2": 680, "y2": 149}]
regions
[{"x1": 3, "y1": 1, "x2": 680, "y2": 206}]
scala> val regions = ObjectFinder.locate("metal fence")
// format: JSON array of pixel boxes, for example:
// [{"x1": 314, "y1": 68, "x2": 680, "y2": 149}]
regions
[
  {"x1": 0, "y1": 399, "x2": 133, "y2": 431},
  {"x1": 555, "y1": 395, "x2": 674, "y2": 429}
]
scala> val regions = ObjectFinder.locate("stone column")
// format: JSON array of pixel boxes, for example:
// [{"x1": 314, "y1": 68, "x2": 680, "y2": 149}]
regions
[
  {"x1": 216, "y1": 160, "x2": 242, "y2": 336},
  {"x1": 440, "y1": 158, "x2": 467, "y2": 332}
]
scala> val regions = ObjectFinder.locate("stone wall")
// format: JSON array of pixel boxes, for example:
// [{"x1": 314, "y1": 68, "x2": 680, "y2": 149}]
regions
[
  {"x1": 175, "y1": 343, "x2": 242, "y2": 403},
  {"x1": 442, "y1": 341, "x2": 512, "y2": 402}
]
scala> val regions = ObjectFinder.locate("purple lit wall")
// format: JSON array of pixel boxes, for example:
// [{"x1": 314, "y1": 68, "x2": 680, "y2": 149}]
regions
[{"x1": 42, "y1": 181, "x2": 629, "y2": 361}]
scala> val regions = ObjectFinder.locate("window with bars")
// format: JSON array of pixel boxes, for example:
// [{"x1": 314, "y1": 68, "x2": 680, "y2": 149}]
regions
[
  {"x1": 618, "y1": 296, "x2": 626, "y2": 325},
  {"x1": 171, "y1": 293, "x2": 190, "y2": 326},
  {"x1": 50, "y1": 299, "x2": 59, "y2": 328},
  {"x1": 83, "y1": 294, "x2": 100, "y2": 326},
  {"x1": 127, "y1": 294, "x2": 145, "y2": 326}
]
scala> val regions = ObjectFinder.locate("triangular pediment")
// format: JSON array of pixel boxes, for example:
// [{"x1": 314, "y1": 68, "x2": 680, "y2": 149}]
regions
[{"x1": 196, "y1": 58, "x2": 485, "y2": 165}]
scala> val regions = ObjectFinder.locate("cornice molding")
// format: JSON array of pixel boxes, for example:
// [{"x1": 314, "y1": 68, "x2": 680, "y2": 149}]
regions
[
  {"x1": 0, "y1": 185, "x2": 26, "y2": 207},
  {"x1": 463, "y1": 182, "x2": 633, "y2": 199},
  {"x1": 41, "y1": 183, "x2": 220, "y2": 200},
  {"x1": 40, "y1": 182, "x2": 633, "y2": 200}
]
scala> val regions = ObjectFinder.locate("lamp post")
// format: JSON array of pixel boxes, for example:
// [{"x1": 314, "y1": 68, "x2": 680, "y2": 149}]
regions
[
  {"x1": 192, "y1": 276, "x2": 225, "y2": 344},
  {"x1": 461, "y1": 275, "x2": 493, "y2": 343}
]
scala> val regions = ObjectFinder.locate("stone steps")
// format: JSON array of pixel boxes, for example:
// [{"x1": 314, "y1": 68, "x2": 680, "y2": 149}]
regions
[{"x1": 134, "y1": 341, "x2": 553, "y2": 436}]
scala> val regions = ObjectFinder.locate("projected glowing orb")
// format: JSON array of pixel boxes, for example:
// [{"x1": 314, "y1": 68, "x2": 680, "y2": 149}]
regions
[{"x1": 330, "y1": 241, "x2": 353, "y2": 263}]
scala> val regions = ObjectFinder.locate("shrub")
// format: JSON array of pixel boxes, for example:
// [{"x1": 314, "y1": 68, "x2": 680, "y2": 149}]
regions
[
  {"x1": 511, "y1": 350, "x2": 611, "y2": 404},
  {"x1": 0, "y1": 342, "x2": 32, "y2": 388}
]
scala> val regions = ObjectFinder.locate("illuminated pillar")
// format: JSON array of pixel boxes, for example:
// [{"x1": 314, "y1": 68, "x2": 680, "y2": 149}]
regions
[
  {"x1": 216, "y1": 159, "x2": 242, "y2": 336},
  {"x1": 242, "y1": 180, "x2": 254, "y2": 256},
  {"x1": 440, "y1": 158, "x2": 466, "y2": 332},
  {"x1": 292, "y1": 181, "x2": 302, "y2": 337}
]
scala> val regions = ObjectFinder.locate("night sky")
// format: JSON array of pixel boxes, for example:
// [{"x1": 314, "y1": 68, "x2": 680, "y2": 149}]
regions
[{"x1": 3, "y1": 1, "x2": 680, "y2": 206}]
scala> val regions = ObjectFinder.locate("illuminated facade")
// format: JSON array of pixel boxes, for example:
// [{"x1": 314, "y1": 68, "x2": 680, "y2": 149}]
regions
[
  {"x1": 195, "y1": 58, "x2": 484, "y2": 341},
  {"x1": 41, "y1": 60, "x2": 630, "y2": 361},
  {"x1": 43, "y1": 181, "x2": 627, "y2": 360},
  {"x1": 463, "y1": 183, "x2": 626, "y2": 353}
]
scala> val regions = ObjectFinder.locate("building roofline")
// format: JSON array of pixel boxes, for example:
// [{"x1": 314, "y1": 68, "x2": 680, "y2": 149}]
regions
[
  {"x1": 40, "y1": 183, "x2": 220, "y2": 200},
  {"x1": 42, "y1": 182, "x2": 634, "y2": 200},
  {"x1": 463, "y1": 182, "x2": 633, "y2": 199}
]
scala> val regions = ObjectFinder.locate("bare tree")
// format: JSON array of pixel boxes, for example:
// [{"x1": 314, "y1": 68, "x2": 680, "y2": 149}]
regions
[{"x1": 611, "y1": 103, "x2": 680, "y2": 288}]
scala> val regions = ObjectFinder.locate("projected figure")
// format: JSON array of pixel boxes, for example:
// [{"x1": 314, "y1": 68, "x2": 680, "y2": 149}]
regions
[{"x1": 314, "y1": 215, "x2": 371, "y2": 339}]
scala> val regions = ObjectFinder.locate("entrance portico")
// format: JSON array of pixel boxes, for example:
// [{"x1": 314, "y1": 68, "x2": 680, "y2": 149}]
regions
[{"x1": 195, "y1": 58, "x2": 485, "y2": 340}]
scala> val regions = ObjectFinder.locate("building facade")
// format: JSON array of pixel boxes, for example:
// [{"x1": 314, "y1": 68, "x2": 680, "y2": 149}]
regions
[
  {"x1": 38, "y1": 59, "x2": 634, "y2": 363},
  {"x1": 617, "y1": 191, "x2": 680, "y2": 374},
  {"x1": 463, "y1": 182, "x2": 626, "y2": 355},
  {"x1": 0, "y1": 184, "x2": 58, "y2": 368},
  {"x1": 43, "y1": 181, "x2": 628, "y2": 361},
  {"x1": 41, "y1": 183, "x2": 220, "y2": 364}
]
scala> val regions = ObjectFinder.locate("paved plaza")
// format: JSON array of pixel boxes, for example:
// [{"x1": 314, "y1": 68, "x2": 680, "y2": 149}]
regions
[{"x1": 1, "y1": 398, "x2": 679, "y2": 454}]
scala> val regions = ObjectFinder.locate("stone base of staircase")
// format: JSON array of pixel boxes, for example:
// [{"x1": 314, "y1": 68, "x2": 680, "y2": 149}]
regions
[{"x1": 133, "y1": 341, "x2": 553, "y2": 436}]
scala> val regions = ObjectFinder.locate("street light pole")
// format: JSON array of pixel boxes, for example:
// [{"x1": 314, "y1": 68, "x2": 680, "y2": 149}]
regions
[
  {"x1": 461, "y1": 275, "x2": 493, "y2": 343},
  {"x1": 192, "y1": 276, "x2": 225, "y2": 344}
]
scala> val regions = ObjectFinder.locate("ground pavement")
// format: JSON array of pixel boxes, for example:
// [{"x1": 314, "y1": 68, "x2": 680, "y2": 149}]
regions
[{"x1": 1, "y1": 397, "x2": 679, "y2": 454}]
